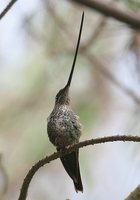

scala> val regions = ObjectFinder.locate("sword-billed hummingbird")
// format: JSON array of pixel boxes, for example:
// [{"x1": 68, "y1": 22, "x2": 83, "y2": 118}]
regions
[{"x1": 47, "y1": 12, "x2": 84, "y2": 192}]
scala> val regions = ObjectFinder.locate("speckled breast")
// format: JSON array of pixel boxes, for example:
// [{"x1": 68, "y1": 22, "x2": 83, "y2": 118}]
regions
[{"x1": 47, "y1": 106, "x2": 82, "y2": 148}]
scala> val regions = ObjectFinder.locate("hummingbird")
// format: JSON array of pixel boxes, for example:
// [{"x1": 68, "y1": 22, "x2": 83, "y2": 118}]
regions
[{"x1": 47, "y1": 12, "x2": 84, "y2": 192}]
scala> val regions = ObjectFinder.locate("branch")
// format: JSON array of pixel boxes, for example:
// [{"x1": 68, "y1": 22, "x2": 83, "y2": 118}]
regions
[
  {"x1": 0, "y1": 0, "x2": 18, "y2": 20},
  {"x1": 125, "y1": 185, "x2": 140, "y2": 200},
  {"x1": 18, "y1": 135, "x2": 140, "y2": 200},
  {"x1": 68, "y1": 0, "x2": 140, "y2": 29}
]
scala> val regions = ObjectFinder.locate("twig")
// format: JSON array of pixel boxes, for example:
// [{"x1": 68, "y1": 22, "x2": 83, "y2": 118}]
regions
[
  {"x1": 68, "y1": 0, "x2": 140, "y2": 29},
  {"x1": 18, "y1": 135, "x2": 140, "y2": 200},
  {"x1": 125, "y1": 185, "x2": 140, "y2": 200},
  {"x1": 0, "y1": 0, "x2": 18, "y2": 20}
]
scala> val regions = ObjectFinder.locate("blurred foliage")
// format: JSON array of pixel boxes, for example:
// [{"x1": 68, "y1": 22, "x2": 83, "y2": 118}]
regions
[
  {"x1": 124, "y1": 0, "x2": 140, "y2": 11},
  {"x1": 0, "y1": 0, "x2": 140, "y2": 199},
  {"x1": 76, "y1": 100, "x2": 100, "y2": 130}
]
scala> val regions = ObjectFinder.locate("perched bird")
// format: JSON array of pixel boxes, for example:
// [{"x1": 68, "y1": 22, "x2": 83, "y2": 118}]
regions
[{"x1": 47, "y1": 12, "x2": 84, "y2": 192}]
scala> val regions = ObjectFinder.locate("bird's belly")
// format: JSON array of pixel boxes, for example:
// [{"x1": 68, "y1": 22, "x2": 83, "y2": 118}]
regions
[
  {"x1": 54, "y1": 133, "x2": 77, "y2": 148},
  {"x1": 47, "y1": 117, "x2": 80, "y2": 148}
]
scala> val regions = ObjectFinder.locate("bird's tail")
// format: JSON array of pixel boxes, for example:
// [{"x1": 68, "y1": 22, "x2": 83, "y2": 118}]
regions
[{"x1": 57, "y1": 148, "x2": 83, "y2": 192}]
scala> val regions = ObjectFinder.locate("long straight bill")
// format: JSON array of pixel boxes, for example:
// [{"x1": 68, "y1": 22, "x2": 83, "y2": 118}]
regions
[{"x1": 66, "y1": 12, "x2": 84, "y2": 88}]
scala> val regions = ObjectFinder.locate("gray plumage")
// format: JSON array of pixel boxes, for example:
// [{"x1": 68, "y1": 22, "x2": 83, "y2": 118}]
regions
[{"x1": 47, "y1": 87, "x2": 82, "y2": 148}]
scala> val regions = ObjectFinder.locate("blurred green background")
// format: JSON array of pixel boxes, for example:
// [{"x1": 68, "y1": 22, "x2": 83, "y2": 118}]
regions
[{"x1": 0, "y1": 0, "x2": 140, "y2": 199}]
